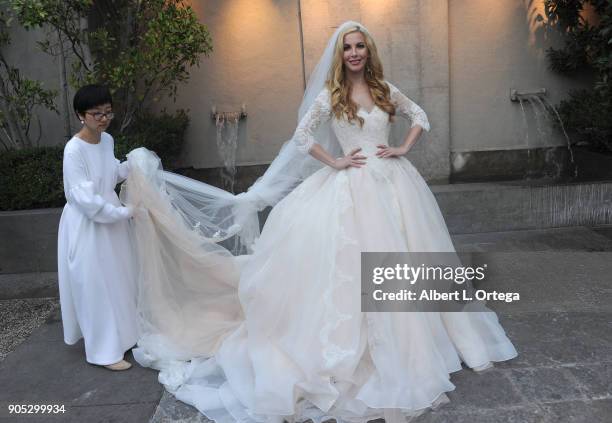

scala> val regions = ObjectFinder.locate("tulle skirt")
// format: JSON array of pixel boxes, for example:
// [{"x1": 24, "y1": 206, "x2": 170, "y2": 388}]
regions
[{"x1": 131, "y1": 154, "x2": 518, "y2": 423}]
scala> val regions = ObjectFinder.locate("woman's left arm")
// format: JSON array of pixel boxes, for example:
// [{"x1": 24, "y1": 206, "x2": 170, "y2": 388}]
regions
[{"x1": 377, "y1": 82, "x2": 431, "y2": 158}]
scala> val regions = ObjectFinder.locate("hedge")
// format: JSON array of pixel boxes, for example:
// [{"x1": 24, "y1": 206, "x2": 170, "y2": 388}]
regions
[
  {"x1": 0, "y1": 146, "x2": 65, "y2": 211},
  {"x1": 0, "y1": 110, "x2": 189, "y2": 211}
]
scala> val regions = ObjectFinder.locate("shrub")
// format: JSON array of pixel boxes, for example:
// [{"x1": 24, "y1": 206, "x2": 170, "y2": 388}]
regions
[
  {"x1": 555, "y1": 88, "x2": 612, "y2": 154},
  {"x1": 113, "y1": 109, "x2": 189, "y2": 169},
  {"x1": 0, "y1": 109, "x2": 189, "y2": 211},
  {"x1": 0, "y1": 146, "x2": 64, "y2": 210}
]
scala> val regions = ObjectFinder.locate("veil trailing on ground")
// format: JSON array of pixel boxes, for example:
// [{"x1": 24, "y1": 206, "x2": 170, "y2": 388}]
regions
[
  {"x1": 120, "y1": 21, "x2": 368, "y2": 360},
  {"x1": 129, "y1": 21, "x2": 367, "y2": 256}
]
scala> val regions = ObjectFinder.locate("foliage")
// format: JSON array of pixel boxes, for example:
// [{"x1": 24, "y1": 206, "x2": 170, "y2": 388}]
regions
[
  {"x1": 0, "y1": 107, "x2": 188, "y2": 210},
  {"x1": 544, "y1": 0, "x2": 612, "y2": 88},
  {"x1": 9, "y1": 0, "x2": 212, "y2": 135},
  {"x1": 91, "y1": 0, "x2": 212, "y2": 133},
  {"x1": 556, "y1": 88, "x2": 612, "y2": 152},
  {"x1": 0, "y1": 145, "x2": 64, "y2": 210},
  {"x1": 0, "y1": 0, "x2": 206, "y2": 216},
  {"x1": 9, "y1": 0, "x2": 93, "y2": 71},
  {"x1": 543, "y1": 0, "x2": 612, "y2": 152},
  {"x1": 0, "y1": 8, "x2": 58, "y2": 150},
  {"x1": 113, "y1": 109, "x2": 189, "y2": 169}
]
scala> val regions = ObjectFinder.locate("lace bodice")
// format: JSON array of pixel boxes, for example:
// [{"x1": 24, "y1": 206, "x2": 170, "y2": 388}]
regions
[{"x1": 293, "y1": 81, "x2": 430, "y2": 156}]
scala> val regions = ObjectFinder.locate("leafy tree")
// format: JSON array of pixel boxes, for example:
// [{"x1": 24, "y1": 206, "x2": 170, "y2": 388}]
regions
[
  {"x1": 8, "y1": 0, "x2": 212, "y2": 135},
  {"x1": 88, "y1": 0, "x2": 213, "y2": 132}
]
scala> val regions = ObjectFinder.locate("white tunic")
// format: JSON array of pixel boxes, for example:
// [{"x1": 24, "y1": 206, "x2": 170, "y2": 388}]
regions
[{"x1": 57, "y1": 132, "x2": 138, "y2": 365}]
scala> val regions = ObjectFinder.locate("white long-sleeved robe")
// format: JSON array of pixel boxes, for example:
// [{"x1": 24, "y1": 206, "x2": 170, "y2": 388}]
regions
[{"x1": 57, "y1": 132, "x2": 138, "y2": 365}]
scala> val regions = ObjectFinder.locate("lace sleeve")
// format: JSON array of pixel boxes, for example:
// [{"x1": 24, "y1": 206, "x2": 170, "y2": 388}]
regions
[
  {"x1": 387, "y1": 81, "x2": 431, "y2": 132},
  {"x1": 292, "y1": 88, "x2": 332, "y2": 154}
]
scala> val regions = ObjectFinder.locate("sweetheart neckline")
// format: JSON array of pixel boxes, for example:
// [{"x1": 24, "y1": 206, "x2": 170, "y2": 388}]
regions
[{"x1": 357, "y1": 105, "x2": 379, "y2": 115}]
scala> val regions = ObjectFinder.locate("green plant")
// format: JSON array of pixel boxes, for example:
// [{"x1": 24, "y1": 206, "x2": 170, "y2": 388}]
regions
[
  {"x1": 0, "y1": 8, "x2": 58, "y2": 150},
  {"x1": 543, "y1": 0, "x2": 612, "y2": 152},
  {"x1": 0, "y1": 145, "x2": 64, "y2": 210},
  {"x1": 0, "y1": 110, "x2": 188, "y2": 210},
  {"x1": 556, "y1": 88, "x2": 612, "y2": 152},
  {"x1": 113, "y1": 109, "x2": 189, "y2": 169},
  {"x1": 9, "y1": 0, "x2": 212, "y2": 135},
  {"x1": 6, "y1": 0, "x2": 93, "y2": 140},
  {"x1": 91, "y1": 0, "x2": 212, "y2": 133}
]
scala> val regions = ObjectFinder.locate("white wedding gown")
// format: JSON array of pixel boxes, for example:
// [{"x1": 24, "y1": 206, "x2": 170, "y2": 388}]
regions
[{"x1": 126, "y1": 82, "x2": 518, "y2": 423}]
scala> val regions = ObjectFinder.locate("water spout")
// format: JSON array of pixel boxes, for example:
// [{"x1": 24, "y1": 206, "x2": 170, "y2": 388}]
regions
[{"x1": 211, "y1": 106, "x2": 247, "y2": 193}]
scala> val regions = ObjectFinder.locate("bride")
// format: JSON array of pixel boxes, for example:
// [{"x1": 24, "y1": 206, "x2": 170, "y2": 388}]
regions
[{"x1": 123, "y1": 21, "x2": 518, "y2": 423}]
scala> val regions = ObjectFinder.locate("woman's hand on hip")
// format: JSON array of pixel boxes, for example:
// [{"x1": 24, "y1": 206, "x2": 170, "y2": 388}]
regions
[
  {"x1": 376, "y1": 144, "x2": 407, "y2": 158},
  {"x1": 332, "y1": 147, "x2": 367, "y2": 170}
]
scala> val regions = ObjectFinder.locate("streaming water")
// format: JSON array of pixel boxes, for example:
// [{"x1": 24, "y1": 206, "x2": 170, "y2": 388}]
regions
[
  {"x1": 527, "y1": 182, "x2": 612, "y2": 228},
  {"x1": 214, "y1": 112, "x2": 240, "y2": 193},
  {"x1": 515, "y1": 93, "x2": 578, "y2": 179}
]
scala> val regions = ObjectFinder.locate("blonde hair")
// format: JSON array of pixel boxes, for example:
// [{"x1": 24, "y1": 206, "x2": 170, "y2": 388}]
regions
[{"x1": 326, "y1": 25, "x2": 396, "y2": 127}]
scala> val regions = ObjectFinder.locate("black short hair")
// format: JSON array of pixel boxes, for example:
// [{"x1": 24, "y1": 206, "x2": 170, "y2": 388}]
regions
[{"x1": 73, "y1": 84, "x2": 113, "y2": 119}]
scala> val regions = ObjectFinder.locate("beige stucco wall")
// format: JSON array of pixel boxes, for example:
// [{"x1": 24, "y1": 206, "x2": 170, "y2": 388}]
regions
[
  {"x1": 160, "y1": 0, "x2": 450, "y2": 180},
  {"x1": 169, "y1": 0, "x2": 304, "y2": 168},
  {"x1": 163, "y1": 0, "x2": 450, "y2": 179},
  {"x1": 297, "y1": 0, "x2": 450, "y2": 181},
  {"x1": 2, "y1": 0, "x2": 598, "y2": 181},
  {"x1": 173, "y1": 0, "x2": 449, "y2": 180}
]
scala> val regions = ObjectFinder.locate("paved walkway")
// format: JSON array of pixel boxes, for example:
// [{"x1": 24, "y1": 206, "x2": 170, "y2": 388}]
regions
[{"x1": 1, "y1": 225, "x2": 611, "y2": 423}]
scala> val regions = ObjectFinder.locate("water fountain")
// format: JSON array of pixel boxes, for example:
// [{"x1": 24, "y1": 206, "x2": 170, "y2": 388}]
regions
[
  {"x1": 205, "y1": 90, "x2": 611, "y2": 236},
  {"x1": 435, "y1": 88, "x2": 612, "y2": 234},
  {"x1": 510, "y1": 88, "x2": 577, "y2": 180},
  {"x1": 211, "y1": 104, "x2": 247, "y2": 193}
]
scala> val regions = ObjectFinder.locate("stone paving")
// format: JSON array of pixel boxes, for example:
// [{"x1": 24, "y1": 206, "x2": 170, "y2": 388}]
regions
[
  {"x1": 0, "y1": 225, "x2": 611, "y2": 423},
  {"x1": 0, "y1": 298, "x2": 58, "y2": 362}
]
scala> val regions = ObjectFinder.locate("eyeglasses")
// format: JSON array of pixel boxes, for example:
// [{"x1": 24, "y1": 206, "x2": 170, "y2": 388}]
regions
[{"x1": 86, "y1": 111, "x2": 115, "y2": 121}]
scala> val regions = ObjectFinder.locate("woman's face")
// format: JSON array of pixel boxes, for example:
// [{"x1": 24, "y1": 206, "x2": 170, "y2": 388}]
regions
[
  {"x1": 342, "y1": 31, "x2": 368, "y2": 74},
  {"x1": 79, "y1": 103, "x2": 113, "y2": 133}
]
